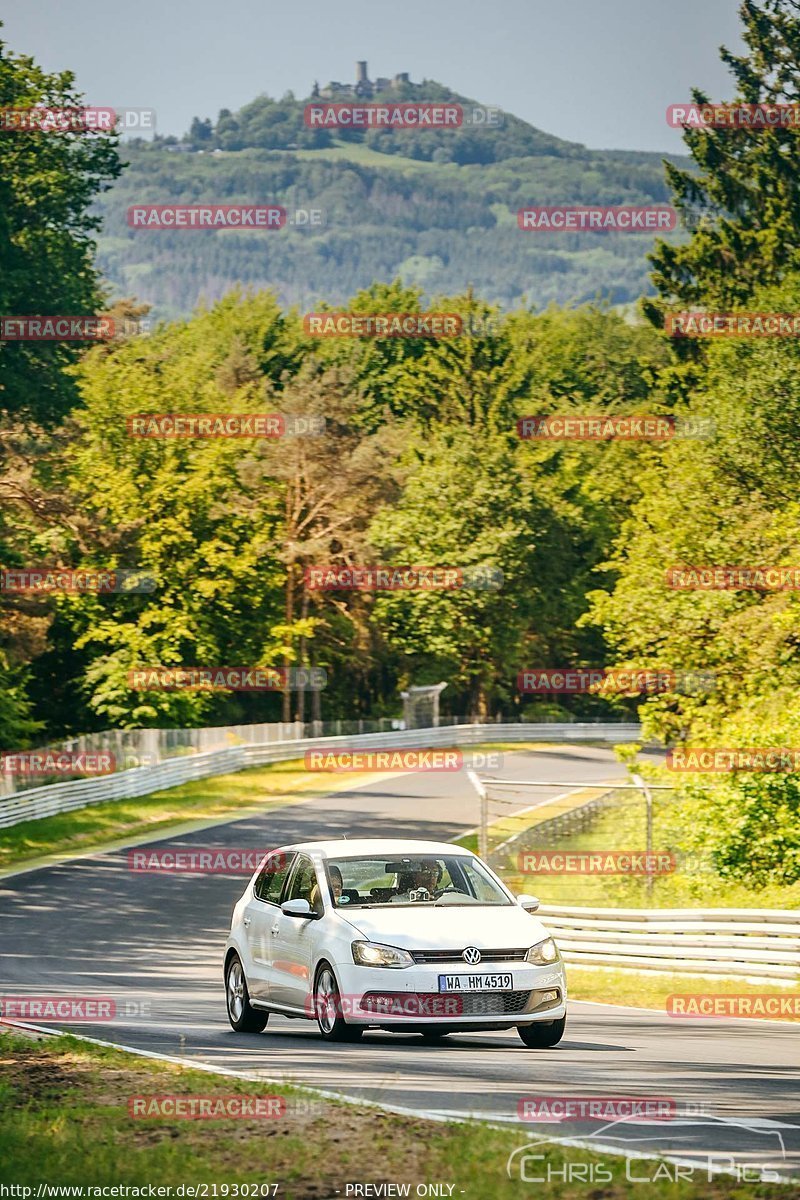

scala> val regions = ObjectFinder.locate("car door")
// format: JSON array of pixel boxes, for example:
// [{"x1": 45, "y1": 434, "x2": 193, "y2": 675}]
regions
[
  {"x1": 242, "y1": 851, "x2": 296, "y2": 1001},
  {"x1": 268, "y1": 853, "x2": 323, "y2": 1010}
]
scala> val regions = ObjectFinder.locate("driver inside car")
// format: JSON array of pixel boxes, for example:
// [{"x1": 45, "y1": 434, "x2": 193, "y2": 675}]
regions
[{"x1": 391, "y1": 858, "x2": 442, "y2": 901}]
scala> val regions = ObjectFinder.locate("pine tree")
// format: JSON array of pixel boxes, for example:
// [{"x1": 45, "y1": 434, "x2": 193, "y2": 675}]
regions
[{"x1": 646, "y1": 0, "x2": 800, "y2": 331}]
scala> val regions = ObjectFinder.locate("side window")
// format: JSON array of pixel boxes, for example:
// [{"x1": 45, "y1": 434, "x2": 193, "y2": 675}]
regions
[
  {"x1": 285, "y1": 855, "x2": 323, "y2": 915},
  {"x1": 254, "y1": 852, "x2": 294, "y2": 904}
]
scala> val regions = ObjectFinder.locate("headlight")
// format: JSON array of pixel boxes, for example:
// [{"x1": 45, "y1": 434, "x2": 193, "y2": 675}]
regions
[
  {"x1": 526, "y1": 937, "x2": 559, "y2": 965},
  {"x1": 351, "y1": 940, "x2": 414, "y2": 968}
]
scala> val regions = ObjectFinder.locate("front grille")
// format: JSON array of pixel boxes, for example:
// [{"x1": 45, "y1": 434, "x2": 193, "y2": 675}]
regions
[
  {"x1": 358, "y1": 988, "x2": 564, "y2": 1019},
  {"x1": 457, "y1": 990, "x2": 532, "y2": 1015},
  {"x1": 361, "y1": 990, "x2": 534, "y2": 1017},
  {"x1": 410, "y1": 948, "x2": 528, "y2": 964}
]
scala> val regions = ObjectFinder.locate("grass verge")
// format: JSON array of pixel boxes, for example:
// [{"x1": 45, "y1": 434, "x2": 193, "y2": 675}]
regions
[
  {"x1": 478, "y1": 783, "x2": 800, "y2": 909},
  {"x1": 0, "y1": 1027, "x2": 793, "y2": 1197},
  {"x1": 566, "y1": 966, "x2": 800, "y2": 1020}
]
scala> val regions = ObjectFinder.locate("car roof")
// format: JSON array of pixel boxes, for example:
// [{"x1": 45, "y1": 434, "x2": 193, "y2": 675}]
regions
[{"x1": 282, "y1": 838, "x2": 475, "y2": 859}]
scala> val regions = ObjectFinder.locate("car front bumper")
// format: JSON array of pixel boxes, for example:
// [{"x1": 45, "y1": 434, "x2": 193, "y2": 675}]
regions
[{"x1": 331, "y1": 959, "x2": 567, "y2": 1027}]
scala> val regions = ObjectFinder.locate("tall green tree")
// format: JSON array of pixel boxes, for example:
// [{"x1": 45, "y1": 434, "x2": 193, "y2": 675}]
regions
[
  {"x1": 0, "y1": 33, "x2": 121, "y2": 745},
  {"x1": 369, "y1": 427, "x2": 541, "y2": 716},
  {"x1": 586, "y1": 273, "x2": 800, "y2": 882},
  {"x1": 647, "y1": 0, "x2": 800, "y2": 325},
  {"x1": 232, "y1": 359, "x2": 401, "y2": 722},
  {"x1": 0, "y1": 32, "x2": 121, "y2": 424},
  {"x1": 63, "y1": 293, "x2": 303, "y2": 726}
]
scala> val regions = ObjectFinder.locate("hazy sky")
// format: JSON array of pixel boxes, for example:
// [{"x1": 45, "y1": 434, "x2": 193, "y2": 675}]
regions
[{"x1": 5, "y1": 0, "x2": 744, "y2": 153}]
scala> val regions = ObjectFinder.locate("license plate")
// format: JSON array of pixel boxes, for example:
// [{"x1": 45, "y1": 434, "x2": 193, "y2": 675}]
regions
[{"x1": 438, "y1": 973, "x2": 513, "y2": 992}]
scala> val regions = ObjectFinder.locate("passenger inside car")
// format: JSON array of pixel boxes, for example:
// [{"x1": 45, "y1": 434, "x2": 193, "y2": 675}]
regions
[{"x1": 328, "y1": 865, "x2": 343, "y2": 903}]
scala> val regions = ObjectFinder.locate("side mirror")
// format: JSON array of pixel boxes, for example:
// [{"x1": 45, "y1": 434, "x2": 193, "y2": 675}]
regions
[
  {"x1": 281, "y1": 899, "x2": 318, "y2": 919},
  {"x1": 517, "y1": 894, "x2": 540, "y2": 913}
]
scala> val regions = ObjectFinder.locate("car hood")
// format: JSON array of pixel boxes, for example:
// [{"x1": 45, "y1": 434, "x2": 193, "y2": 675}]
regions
[{"x1": 338, "y1": 903, "x2": 550, "y2": 950}]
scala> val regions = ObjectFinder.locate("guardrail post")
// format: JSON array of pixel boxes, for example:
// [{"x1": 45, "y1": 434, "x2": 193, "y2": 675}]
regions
[
  {"x1": 466, "y1": 768, "x2": 488, "y2": 861},
  {"x1": 632, "y1": 772, "x2": 654, "y2": 900},
  {"x1": 143, "y1": 727, "x2": 160, "y2": 767}
]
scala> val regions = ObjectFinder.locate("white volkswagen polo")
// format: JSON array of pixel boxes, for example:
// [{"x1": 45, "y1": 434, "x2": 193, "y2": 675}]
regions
[{"x1": 224, "y1": 838, "x2": 567, "y2": 1046}]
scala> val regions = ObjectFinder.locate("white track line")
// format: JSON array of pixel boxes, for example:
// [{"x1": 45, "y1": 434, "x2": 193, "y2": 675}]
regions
[{"x1": 571, "y1": 998, "x2": 800, "y2": 1027}]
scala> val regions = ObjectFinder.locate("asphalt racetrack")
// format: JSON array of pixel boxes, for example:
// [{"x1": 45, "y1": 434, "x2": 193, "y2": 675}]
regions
[{"x1": 1, "y1": 746, "x2": 798, "y2": 1181}]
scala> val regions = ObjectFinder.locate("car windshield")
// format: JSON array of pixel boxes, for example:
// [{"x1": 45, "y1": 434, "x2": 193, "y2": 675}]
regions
[{"x1": 324, "y1": 854, "x2": 511, "y2": 907}]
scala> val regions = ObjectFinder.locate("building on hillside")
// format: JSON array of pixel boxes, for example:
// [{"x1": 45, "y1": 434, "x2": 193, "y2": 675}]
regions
[{"x1": 318, "y1": 63, "x2": 411, "y2": 100}]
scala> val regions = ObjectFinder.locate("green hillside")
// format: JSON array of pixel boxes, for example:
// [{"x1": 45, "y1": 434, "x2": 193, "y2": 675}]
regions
[{"x1": 96, "y1": 81, "x2": 689, "y2": 319}]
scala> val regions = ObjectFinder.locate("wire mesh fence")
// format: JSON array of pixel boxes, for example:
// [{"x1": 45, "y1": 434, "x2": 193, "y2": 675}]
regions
[
  {"x1": 468, "y1": 772, "x2": 683, "y2": 906},
  {"x1": 1, "y1": 714, "x2": 640, "y2": 797}
]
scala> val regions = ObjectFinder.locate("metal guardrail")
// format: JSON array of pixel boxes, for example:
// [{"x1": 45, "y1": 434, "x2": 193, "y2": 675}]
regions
[
  {"x1": 3, "y1": 721, "x2": 797, "y2": 983},
  {"x1": 539, "y1": 905, "x2": 800, "y2": 981},
  {"x1": 1, "y1": 714, "x2": 641, "y2": 797},
  {"x1": 468, "y1": 772, "x2": 800, "y2": 981},
  {"x1": 0, "y1": 722, "x2": 642, "y2": 830}
]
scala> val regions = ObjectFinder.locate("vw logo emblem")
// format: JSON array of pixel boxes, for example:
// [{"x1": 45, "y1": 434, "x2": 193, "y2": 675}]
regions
[{"x1": 463, "y1": 946, "x2": 481, "y2": 965}]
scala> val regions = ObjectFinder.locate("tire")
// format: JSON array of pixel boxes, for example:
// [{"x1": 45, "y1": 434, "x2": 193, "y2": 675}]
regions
[
  {"x1": 313, "y1": 965, "x2": 362, "y2": 1042},
  {"x1": 517, "y1": 1016, "x2": 566, "y2": 1048},
  {"x1": 226, "y1": 954, "x2": 269, "y2": 1033}
]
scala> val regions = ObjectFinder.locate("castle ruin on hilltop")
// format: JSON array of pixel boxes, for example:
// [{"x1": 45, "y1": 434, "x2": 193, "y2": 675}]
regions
[{"x1": 312, "y1": 62, "x2": 411, "y2": 101}]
